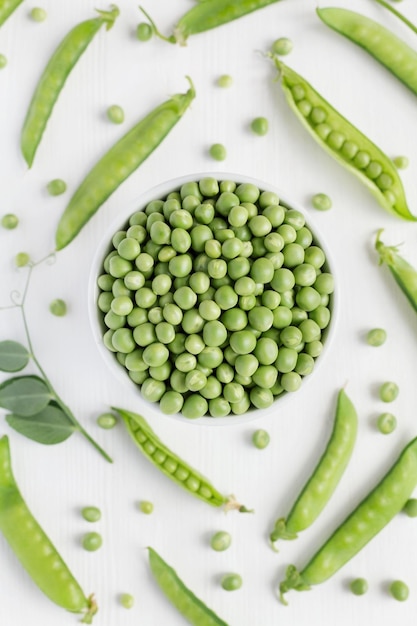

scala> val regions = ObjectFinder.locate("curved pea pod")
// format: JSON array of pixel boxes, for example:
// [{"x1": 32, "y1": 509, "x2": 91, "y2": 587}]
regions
[
  {"x1": 317, "y1": 8, "x2": 417, "y2": 97},
  {"x1": 148, "y1": 547, "x2": 229, "y2": 626},
  {"x1": 272, "y1": 58, "x2": 416, "y2": 221},
  {"x1": 114, "y1": 407, "x2": 250, "y2": 512},
  {"x1": 0, "y1": 436, "x2": 97, "y2": 623},
  {"x1": 21, "y1": 5, "x2": 119, "y2": 167},
  {"x1": 375, "y1": 229, "x2": 417, "y2": 315},
  {"x1": 279, "y1": 435, "x2": 417, "y2": 604},
  {"x1": 270, "y1": 388, "x2": 357, "y2": 550},
  {"x1": 0, "y1": 0, "x2": 24, "y2": 27},
  {"x1": 55, "y1": 78, "x2": 196, "y2": 250},
  {"x1": 141, "y1": 0, "x2": 282, "y2": 46}
]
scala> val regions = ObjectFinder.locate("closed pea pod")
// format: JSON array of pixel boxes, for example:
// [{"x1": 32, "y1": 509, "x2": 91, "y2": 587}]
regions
[
  {"x1": 0, "y1": 436, "x2": 96, "y2": 622},
  {"x1": 148, "y1": 547, "x2": 229, "y2": 626},
  {"x1": 114, "y1": 407, "x2": 250, "y2": 512},
  {"x1": 21, "y1": 5, "x2": 119, "y2": 167},
  {"x1": 55, "y1": 78, "x2": 195, "y2": 249},
  {"x1": 270, "y1": 388, "x2": 357, "y2": 550},
  {"x1": 271, "y1": 58, "x2": 415, "y2": 221},
  {"x1": 279, "y1": 435, "x2": 417, "y2": 604},
  {"x1": 0, "y1": 0, "x2": 23, "y2": 27}
]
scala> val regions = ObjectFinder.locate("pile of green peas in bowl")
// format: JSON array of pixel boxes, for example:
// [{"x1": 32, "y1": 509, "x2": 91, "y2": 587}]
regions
[{"x1": 92, "y1": 174, "x2": 336, "y2": 422}]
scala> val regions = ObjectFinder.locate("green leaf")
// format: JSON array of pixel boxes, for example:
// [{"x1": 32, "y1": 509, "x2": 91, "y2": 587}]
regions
[
  {"x1": 0, "y1": 376, "x2": 51, "y2": 416},
  {"x1": 6, "y1": 401, "x2": 75, "y2": 444},
  {"x1": 0, "y1": 341, "x2": 30, "y2": 372}
]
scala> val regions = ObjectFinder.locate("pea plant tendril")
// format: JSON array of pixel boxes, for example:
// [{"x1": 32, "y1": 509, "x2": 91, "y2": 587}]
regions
[{"x1": 0, "y1": 255, "x2": 112, "y2": 463}]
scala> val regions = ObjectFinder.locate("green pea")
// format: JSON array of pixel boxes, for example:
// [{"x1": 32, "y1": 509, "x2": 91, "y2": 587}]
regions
[
  {"x1": 49, "y1": 298, "x2": 67, "y2": 316},
  {"x1": 271, "y1": 37, "x2": 293, "y2": 56},
  {"x1": 136, "y1": 22, "x2": 153, "y2": 41},
  {"x1": 82, "y1": 531, "x2": 102, "y2": 552},
  {"x1": 250, "y1": 386, "x2": 274, "y2": 409},
  {"x1": 252, "y1": 429, "x2": 270, "y2": 449},
  {"x1": 81, "y1": 506, "x2": 101, "y2": 522},
  {"x1": 379, "y1": 381, "x2": 399, "y2": 403},
  {"x1": 393, "y1": 155, "x2": 409, "y2": 170},
  {"x1": 350, "y1": 577, "x2": 368, "y2": 596},
  {"x1": 120, "y1": 593, "x2": 135, "y2": 609},
  {"x1": 281, "y1": 371, "x2": 302, "y2": 392},
  {"x1": 221, "y1": 573, "x2": 242, "y2": 591},
  {"x1": 403, "y1": 498, "x2": 417, "y2": 517},
  {"x1": 182, "y1": 395, "x2": 208, "y2": 419},
  {"x1": 1, "y1": 213, "x2": 19, "y2": 229},
  {"x1": 15, "y1": 252, "x2": 31, "y2": 267},
  {"x1": 312, "y1": 193, "x2": 332, "y2": 211},
  {"x1": 209, "y1": 143, "x2": 227, "y2": 161},
  {"x1": 107, "y1": 104, "x2": 124, "y2": 124},
  {"x1": 389, "y1": 580, "x2": 409, "y2": 602},
  {"x1": 96, "y1": 412, "x2": 117, "y2": 429},
  {"x1": 377, "y1": 412, "x2": 397, "y2": 434},
  {"x1": 209, "y1": 397, "x2": 231, "y2": 417},
  {"x1": 210, "y1": 531, "x2": 232, "y2": 551},
  {"x1": 250, "y1": 116, "x2": 269, "y2": 136},
  {"x1": 216, "y1": 74, "x2": 233, "y2": 88},
  {"x1": 47, "y1": 178, "x2": 67, "y2": 196},
  {"x1": 0, "y1": 54, "x2": 7, "y2": 69},
  {"x1": 366, "y1": 328, "x2": 387, "y2": 346},
  {"x1": 139, "y1": 500, "x2": 154, "y2": 514},
  {"x1": 30, "y1": 7, "x2": 47, "y2": 21}
]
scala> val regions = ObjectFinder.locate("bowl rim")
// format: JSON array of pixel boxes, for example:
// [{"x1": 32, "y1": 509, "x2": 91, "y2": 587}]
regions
[{"x1": 88, "y1": 171, "x2": 340, "y2": 427}]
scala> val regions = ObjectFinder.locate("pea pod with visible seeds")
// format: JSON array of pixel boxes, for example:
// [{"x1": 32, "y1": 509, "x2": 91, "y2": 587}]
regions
[
  {"x1": 0, "y1": 436, "x2": 97, "y2": 623},
  {"x1": 114, "y1": 407, "x2": 250, "y2": 512},
  {"x1": 317, "y1": 7, "x2": 417, "y2": 97},
  {"x1": 148, "y1": 547, "x2": 229, "y2": 626},
  {"x1": 140, "y1": 0, "x2": 283, "y2": 46},
  {"x1": 271, "y1": 58, "x2": 415, "y2": 221},
  {"x1": 270, "y1": 388, "x2": 357, "y2": 550},
  {"x1": 375, "y1": 229, "x2": 417, "y2": 315},
  {"x1": 55, "y1": 77, "x2": 196, "y2": 250},
  {"x1": 0, "y1": 0, "x2": 23, "y2": 26},
  {"x1": 21, "y1": 5, "x2": 119, "y2": 167},
  {"x1": 279, "y1": 435, "x2": 417, "y2": 604}
]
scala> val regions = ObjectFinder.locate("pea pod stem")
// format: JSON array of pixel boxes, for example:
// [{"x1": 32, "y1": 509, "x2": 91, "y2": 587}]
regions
[
  {"x1": 0, "y1": 436, "x2": 97, "y2": 621},
  {"x1": 372, "y1": 0, "x2": 417, "y2": 36},
  {"x1": 55, "y1": 77, "x2": 196, "y2": 250},
  {"x1": 279, "y1": 436, "x2": 417, "y2": 604},
  {"x1": 375, "y1": 229, "x2": 417, "y2": 314},
  {"x1": 270, "y1": 388, "x2": 357, "y2": 551},
  {"x1": 21, "y1": 5, "x2": 119, "y2": 167},
  {"x1": 114, "y1": 407, "x2": 250, "y2": 512},
  {"x1": 0, "y1": 0, "x2": 23, "y2": 27}
]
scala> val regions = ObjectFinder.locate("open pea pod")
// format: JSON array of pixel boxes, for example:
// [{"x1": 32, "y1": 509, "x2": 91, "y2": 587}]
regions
[{"x1": 273, "y1": 58, "x2": 415, "y2": 221}]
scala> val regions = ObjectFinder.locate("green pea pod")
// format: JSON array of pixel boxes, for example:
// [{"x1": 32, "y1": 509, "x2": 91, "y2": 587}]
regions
[
  {"x1": 0, "y1": 0, "x2": 23, "y2": 27},
  {"x1": 114, "y1": 407, "x2": 250, "y2": 512},
  {"x1": 270, "y1": 388, "x2": 357, "y2": 550},
  {"x1": 55, "y1": 78, "x2": 196, "y2": 250},
  {"x1": 141, "y1": 0, "x2": 282, "y2": 46},
  {"x1": 21, "y1": 5, "x2": 119, "y2": 167},
  {"x1": 279, "y1": 435, "x2": 417, "y2": 604},
  {"x1": 375, "y1": 229, "x2": 417, "y2": 314},
  {"x1": 0, "y1": 436, "x2": 97, "y2": 623},
  {"x1": 148, "y1": 547, "x2": 229, "y2": 626},
  {"x1": 317, "y1": 7, "x2": 417, "y2": 96},
  {"x1": 272, "y1": 58, "x2": 415, "y2": 221}
]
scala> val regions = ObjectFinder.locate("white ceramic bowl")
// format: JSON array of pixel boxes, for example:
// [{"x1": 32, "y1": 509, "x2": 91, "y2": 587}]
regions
[{"x1": 89, "y1": 172, "x2": 339, "y2": 426}]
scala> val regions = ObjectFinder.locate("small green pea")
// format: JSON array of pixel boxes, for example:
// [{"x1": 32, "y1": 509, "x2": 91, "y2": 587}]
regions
[
  {"x1": 138, "y1": 500, "x2": 154, "y2": 514},
  {"x1": 376, "y1": 412, "x2": 397, "y2": 434},
  {"x1": 349, "y1": 577, "x2": 368, "y2": 596},
  {"x1": 311, "y1": 193, "x2": 332, "y2": 211},
  {"x1": 49, "y1": 298, "x2": 67, "y2": 317},
  {"x1": 271, "y1": 37, "x2": 293, "y2": 56},
  {"x1": 119, "y1": 593, "x2": 134, "y2": 609},
  {"x1": 221, "y1": 573, "x2": 242, "y2": 591},
  {"x1": 107, "y1": 105, "x2": 125, "y2": 124},
  {"x1": 209, "y1": 143, "x2": 227, "y2": 161},
  {"x1": 403, "y1": 498, "x2": 417, "y2": 517},
  {"x1": 81, "y1": 506, "x2": 101, "y2": 523},
  {"x1": 210, "y1": 531, "x2": 232, "y2": 552},
  {"x1": 389, "y1": 580, "x2": 409, "y2": 602},
  {"x1": 15, "y1": 252, "x2": 30, "y2": 267},
  {"x1": 250, "y1": 116, "x2": 269, "y2": 136},
  {"x1": 252, "y1": 429, "x2": 270, "y2": 449},
  {"x1": 393, "y1": 155, "x2": 409, "y2": 170},
  {"x1": 82, "y1": 531, "x2": 102, "y2": 552},
  {"x1": 216, "y1": 74, "x2": 233, "y2": 88},
  {"x1": 47, "y1": 178, "x2": 67, "y2": 196},
  {"x1": 366, "y1": 328, "x2": 387, "y2": 346},
  {"x1": 379, "y1": 381, "x2": 399, "y2": 403},
  {"x1": 96, "y1": 412, "x2": 117, "y2": 429},
  {"x1": 0, "y1": 54, "x2": 7, "y2": 69},
  {"x1": 1, "y1": 213, "x2": 18, "y2": 229},
  {"x1": 30, "y1": 7, "x2": 47, "y2": 21},
  {"x1": 136, "y1": 22, "x2": 153, "y2": 41}
]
